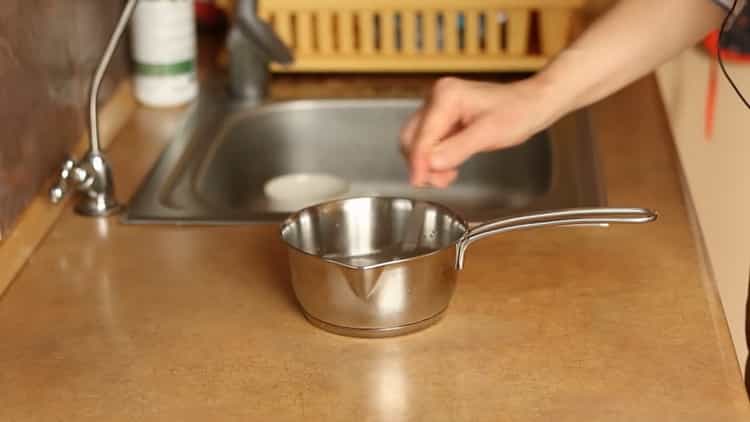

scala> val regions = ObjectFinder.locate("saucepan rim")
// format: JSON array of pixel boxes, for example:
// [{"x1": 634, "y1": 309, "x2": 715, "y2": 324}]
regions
[{"x1": 279, "y1": 195, "x2": 470, "y2": 270}]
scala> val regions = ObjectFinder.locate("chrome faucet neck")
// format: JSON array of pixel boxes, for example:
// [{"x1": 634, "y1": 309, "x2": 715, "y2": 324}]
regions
[
  {"x1": 227, "y1": 0, "x2": 294, "y2": 100},
  {"x1": 50, "y1": 0, "x2": 138, "y2": 216}
]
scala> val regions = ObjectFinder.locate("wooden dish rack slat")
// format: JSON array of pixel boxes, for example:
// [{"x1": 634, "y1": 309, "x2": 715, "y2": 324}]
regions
[{"x1": 218, "y1": 0, "x2": 586, "y2": 72}]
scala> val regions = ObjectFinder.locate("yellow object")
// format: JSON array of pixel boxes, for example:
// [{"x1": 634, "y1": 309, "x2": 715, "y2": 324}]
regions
[{"x1": 217, "y1": 0, "x2": 586, "y2": 72}]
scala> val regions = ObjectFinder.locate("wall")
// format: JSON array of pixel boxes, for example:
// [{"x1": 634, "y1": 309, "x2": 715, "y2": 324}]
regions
[
  {"x1": 0, "y1": 0, "x2": 128, "y2": 239},
  {"x1": 656, "y1": 46, "x2": 750, "y2": 376}
]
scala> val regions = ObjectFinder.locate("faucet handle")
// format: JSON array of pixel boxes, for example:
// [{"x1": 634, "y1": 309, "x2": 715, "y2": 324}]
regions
[
  {"x1": 49, "y1": 183, "x2": 66, "y2": 204},
  {"x1": 49, "y1": 157, "x2": 89, "y2": 204}
]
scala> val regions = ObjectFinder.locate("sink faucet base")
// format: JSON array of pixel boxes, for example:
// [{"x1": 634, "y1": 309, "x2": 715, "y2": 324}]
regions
[
  {"x1": 71, "y1": 152, "x2": 121, "y2": 217},
  {"x1": 50, "y1": 152, "x2": 121, "y2": 217}
]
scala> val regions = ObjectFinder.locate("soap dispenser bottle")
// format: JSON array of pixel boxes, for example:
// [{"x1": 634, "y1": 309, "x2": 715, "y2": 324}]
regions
[{"x1": 130, "y1": 0, "x2": 198, "y2": 107}]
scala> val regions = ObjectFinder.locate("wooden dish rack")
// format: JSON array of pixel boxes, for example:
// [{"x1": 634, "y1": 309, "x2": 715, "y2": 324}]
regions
[{"x1": 217, "y1": 0, "x2": 586, "y2": 73}]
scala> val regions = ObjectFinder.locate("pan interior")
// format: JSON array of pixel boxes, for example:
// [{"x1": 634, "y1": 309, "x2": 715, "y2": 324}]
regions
[{"x1": 281, "y1": 197, "x2": 467, "y2": 266}]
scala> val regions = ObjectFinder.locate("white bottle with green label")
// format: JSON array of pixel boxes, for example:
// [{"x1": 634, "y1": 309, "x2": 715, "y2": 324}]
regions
[{"x1": 130, "y1": 0, "x2": 198, "y2": 107}]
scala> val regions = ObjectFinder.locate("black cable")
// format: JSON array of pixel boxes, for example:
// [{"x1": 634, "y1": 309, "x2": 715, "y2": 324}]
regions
[{"x1": 718, "y1": 0, "x2": 750, "y2": 108}]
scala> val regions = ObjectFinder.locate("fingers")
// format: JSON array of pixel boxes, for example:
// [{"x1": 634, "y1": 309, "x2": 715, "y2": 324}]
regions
[
  {"x1": 426, "y1": 169, "x2": 459, "y2": 188},
  {"x1": 400, "y1": 110, "x2": 460, "y2": 188},
  {"x1": 398, "y1": 77, "x2": 542, "y2": 190},
  {"x1": 399, "y1": 107, "x2": 424, "y2": 158},
  {"x1": 399, "y1": 77, "x2": 484, "y2": 188},
  {"x1": 399, "y1": 107, "x2": 432, "y2": 186},
  {"x1": 409, "y1": 80, "x2": 464, "y2": 186}
]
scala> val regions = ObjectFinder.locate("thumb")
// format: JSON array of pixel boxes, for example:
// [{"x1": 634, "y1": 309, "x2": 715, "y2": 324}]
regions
[
  {"x1": 413, "y1": 105, "x2": 459, "y2": 153},
  {"x1": 409, "y1": 103, "x2": 461, "y2": 186}
]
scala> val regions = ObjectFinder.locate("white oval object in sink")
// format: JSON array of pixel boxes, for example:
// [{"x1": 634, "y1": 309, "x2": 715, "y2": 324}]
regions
[{"x1": 264, "y1": 173, "x2": 349, "y2": 210}]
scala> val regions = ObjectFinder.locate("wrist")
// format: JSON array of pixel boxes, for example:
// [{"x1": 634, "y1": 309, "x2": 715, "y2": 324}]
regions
[
  {"x1": 534, "y1": 47, "x2": 597, "y2": 111},
  {"x1": 516, "y1": 70, "x2": 572, "y2": 130}
]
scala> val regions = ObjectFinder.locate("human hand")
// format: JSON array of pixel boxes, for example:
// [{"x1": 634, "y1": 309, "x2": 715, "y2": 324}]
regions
[{"x1": 399, "y1": 76, "x2": 559, "y2": 187}]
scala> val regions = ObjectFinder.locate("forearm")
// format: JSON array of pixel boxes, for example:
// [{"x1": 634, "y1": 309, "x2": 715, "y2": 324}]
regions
[{"x1": 532, "y1": 0, "x2": 726, "y2": 116}]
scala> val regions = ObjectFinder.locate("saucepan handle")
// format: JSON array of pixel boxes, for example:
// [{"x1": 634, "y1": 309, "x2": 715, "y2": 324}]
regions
[{"x1": 455, "y1": 207, "x2": 658, "y2": 270}]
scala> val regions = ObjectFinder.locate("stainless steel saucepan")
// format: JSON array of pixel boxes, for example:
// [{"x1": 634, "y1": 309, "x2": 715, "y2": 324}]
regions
[{"x1": 280, "y1": 196, "x2": 657, "y2": 338}]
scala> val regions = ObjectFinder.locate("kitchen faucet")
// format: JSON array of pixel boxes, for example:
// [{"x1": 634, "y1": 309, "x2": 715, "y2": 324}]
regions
[
  {"x1": 48, "y1": 0, "x2": 138, "y2": 216},
  {"x1": 228, "y1": 0, "x2": 294, "y2": 100},
  {"x1": 49, "y1": 0, "x2": 293, "y2": 217}
]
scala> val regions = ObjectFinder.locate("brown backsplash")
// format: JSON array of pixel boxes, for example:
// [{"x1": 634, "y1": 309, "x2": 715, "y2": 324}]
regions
[{"x1": 0, "y1": 0, "x2": 129, "y2": 239}]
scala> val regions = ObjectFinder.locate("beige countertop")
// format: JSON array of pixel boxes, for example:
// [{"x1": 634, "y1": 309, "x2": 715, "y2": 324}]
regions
[{"x1": 0, "y1": 70, "x2": 748, "y2": 420}]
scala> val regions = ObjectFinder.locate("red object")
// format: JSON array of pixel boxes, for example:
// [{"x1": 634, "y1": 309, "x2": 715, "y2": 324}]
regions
[
  {"x1": 706, "y1": 59, "x2": 718, "y2": 141},
  {"x1": 703, "y1": 31, "x2": 750, "y2": 62},
  {"x1": 702, "y1": 31, "x2": 750, "y2": 141},
  {"x1": 195, "y1": 0, "x2": 227, "y2": 30}
]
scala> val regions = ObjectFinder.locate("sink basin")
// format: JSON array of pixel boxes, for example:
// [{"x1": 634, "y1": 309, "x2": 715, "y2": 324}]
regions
[{"x1": 124, "y1": 84, "x2": 604, "y2": 224}]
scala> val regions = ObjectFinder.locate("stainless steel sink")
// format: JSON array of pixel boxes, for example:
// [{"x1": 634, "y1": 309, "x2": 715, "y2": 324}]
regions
[{"x1": 124, "y1": 83, "x2": 604, "y2": 224}]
